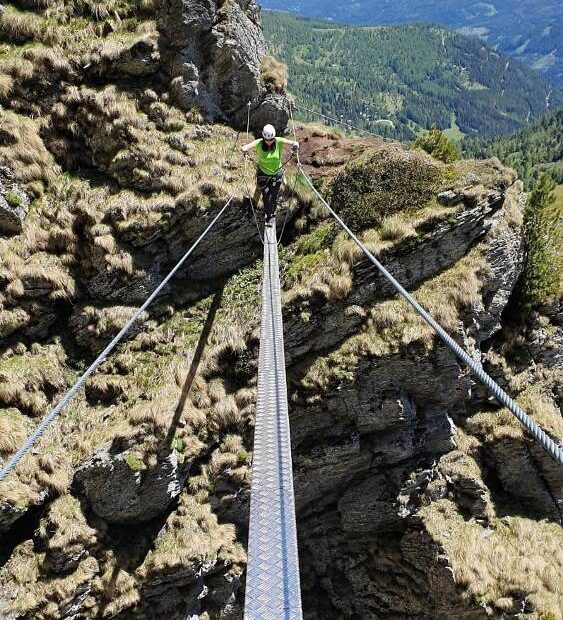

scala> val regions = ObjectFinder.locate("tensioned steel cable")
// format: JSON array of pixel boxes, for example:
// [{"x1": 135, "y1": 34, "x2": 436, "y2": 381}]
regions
[
  {"x1": 276, "y1": 103, "x2": 302, "y2": 246},
  {"x1": 296, "y1": 161, "x2": 563, "y2": 466},
  {"x1": 244, "y1": 101, "x2": 265, "y2": 244},
  {"x1": 0, "y1": 197, "x2": 233, "y2": 482},
  {"x1": 294, "y1": 103, "x2": 396, "y2": 142}
]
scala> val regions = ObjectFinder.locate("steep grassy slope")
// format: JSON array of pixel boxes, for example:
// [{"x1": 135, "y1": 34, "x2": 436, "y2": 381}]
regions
[
  {"x1": 464, "y1": 106, "x2": 563, "y2": 188},
  {"x1": 260, "y1": 0, "x2": 563, "y2": 87},
  {"x1": 0, "y1": 2, "x2": 562, "y2": 619}
]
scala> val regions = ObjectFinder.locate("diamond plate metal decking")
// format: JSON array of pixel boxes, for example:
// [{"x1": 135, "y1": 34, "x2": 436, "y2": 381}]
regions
[{"x1": 244, "y1": 221, "x2": 303, "y2": 620}]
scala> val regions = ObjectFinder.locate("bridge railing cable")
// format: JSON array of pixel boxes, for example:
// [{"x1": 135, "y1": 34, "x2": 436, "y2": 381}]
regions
[
  {"x1": 296, "y1": 162, "x2": 563, "y2": 467},
  {"x1": 294, "y1": 103, "x2": 396, "y2": 142},
  {"x1": 0, "y1": 197, "x2": 233, "y2": 483}
]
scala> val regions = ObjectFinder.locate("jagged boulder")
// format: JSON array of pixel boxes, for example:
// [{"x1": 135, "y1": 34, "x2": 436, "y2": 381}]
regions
[
  {"x1": 74, "y1": 448, "x2": 190, "y2": 524},
  {"x1": 160, "y1": 0, "x2": 289, "y2": 130},
  {"x1": 0, "y1": 499, "x2": 36, "y2": 535},
  {"x1": 0, "y1": 167, "x2": 29, "y2": 235}
]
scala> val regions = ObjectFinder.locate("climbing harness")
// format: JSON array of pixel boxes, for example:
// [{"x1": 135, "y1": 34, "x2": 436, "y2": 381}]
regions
[{"x1": 243, "y1": 103, "x2": 299, "y2": 243}]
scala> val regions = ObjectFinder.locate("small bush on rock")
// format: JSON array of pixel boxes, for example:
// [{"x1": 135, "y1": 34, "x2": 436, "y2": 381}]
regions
[
  {"x1": 330, "y1": 147, "x2": 441, "y2": 230},
  {"x1": 414, "y1": 124, "x2": 460, "y2": 163},
  {"x1": 4, "y1": 190, "x2": 23, "y2": 208},
  {"x1": 260, "y1": 55, "x2": 288, "y2": 93}
]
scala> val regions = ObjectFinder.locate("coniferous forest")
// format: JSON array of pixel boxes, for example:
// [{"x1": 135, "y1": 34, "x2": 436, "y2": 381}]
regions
[
  {"x1": 262, "y1": 11, "x2": 563, "y2": 141},
  {"x1": 463, "y1": 107, "x2": 563, "y2": 188}
]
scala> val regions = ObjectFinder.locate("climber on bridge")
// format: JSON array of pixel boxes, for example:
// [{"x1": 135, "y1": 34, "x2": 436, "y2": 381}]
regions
[{"x1": 241, "y1": 124, "x2": 299, "y2": 225}]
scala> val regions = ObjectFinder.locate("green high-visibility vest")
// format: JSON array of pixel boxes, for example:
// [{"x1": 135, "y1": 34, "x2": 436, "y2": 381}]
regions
[{"x1": 251, "y1": 138, "x2": 291, "y2": 176}]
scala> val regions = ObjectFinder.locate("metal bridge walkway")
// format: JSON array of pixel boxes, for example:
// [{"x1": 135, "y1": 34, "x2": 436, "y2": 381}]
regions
[{"x1": 244, "y1": 220, "x2": 303, "y2": 620}]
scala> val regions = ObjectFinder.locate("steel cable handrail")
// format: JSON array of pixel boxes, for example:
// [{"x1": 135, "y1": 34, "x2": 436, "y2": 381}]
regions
[
  {"x1": 0, "y1": 198, "x2": 233, "y2": 482},
  {"x1": 296, "y1": 162, "x2": 563, "y2": 466},
  {"x1": 294, "y1": 103, "x2": 396, "y2": 142}
]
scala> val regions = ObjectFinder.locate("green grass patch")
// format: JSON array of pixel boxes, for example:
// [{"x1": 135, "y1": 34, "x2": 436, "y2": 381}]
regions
[
  {"x1": 237, "y1": 447, "x2": 249, "y2": 463},
  {"x1": 222, "y1": 264, "x2": 262, "y2": 316},
  {"x1": 296, "y1": 222, "x2": 334, "y2": 255},
  {"x1": 4, "y1": 190, "x2": 23, "y2": 208},
  {"x1": 442, "y1": 112, "x2": 465, "y2": 143},
  {"x1": 125, "y1": 453, "x2": 145, "y2": 472},
  {"x1": 284, "y1": 251, "x2": 325, "y2": 287}
]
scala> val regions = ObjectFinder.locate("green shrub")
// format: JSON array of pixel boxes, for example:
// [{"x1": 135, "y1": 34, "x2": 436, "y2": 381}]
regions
[
  {"x1": 237, "y1": 447, "x2": 249, "y2": 463},
  {"x1": 414, "y1": 125, "x2": 460, "y2": 163},
  {"x1": 4, "y1": 190, "x2": 23, "y2": 208},
  {"x1": 520, "y1": 175, "x2": 562, "y2": 308},
  {"x1": 260, "y1": 54, "x2": 288, "y2": 93},
  {"x1": 329, "y1": 148, "x2": 441, "y2": 230},
  {"x1": 285, "y1": 251, "x2": 324, "y2": 286},
  {"x1": 296, "y1": 223, "x2": 334, "y2": 254},
  {"x1": 125, "y1": 453, "x2": 145, "y2": 472}
]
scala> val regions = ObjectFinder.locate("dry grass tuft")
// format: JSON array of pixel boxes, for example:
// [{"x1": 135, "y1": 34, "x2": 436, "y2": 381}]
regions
[
  {"x1": 422, "y1": 499, "x2": 563, "y2": 618},
  {"x1": 0, "y1": 72, "x2": 14, "y2": 99},
  {"x1": 38, "y1": 494, "x2": 98, "y2": 566},
  {"x1": 260, "y1": 54, "x2": 288, "y2": 93},
  {"x1": 0, "y1": 344, "x2": 67, "y2": 418},
  {"x1": 92, "y1": 558, "x2": 140, "y2": 618},
  {"x1": 22, "y1": 44, "x2": 72, "y2": 75},
  {"x1": 0, "y1": 111, "x2": 60, "y2": 188},
  {"x1": 0, "y1": 407, "x2": 32, "y2": 455},
  {"x1": 136, "y1": 492, "x2": 245, "y2": 578},
  {"x1": 298, "y1": 249, "x2": 487, "y2": 395},
  {"x1": 1, "y1": 542, "x2": 100, "y2": 618},
  {"x1": 0, "y1": 7, "x2": 44, "y2": 43},
  {"x1": 210, "y1": 395, "x2": 241, "y2": 432}
]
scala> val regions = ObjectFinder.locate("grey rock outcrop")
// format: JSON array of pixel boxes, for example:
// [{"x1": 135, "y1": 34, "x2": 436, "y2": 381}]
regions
[
  {"x1": 0, "y1": 498, "x2": 36, "y2": 535},
  {"x1": 74, "y1": 448, "x2": 189, "y2": 524},
  {"x1": 286, "y1": 178, "x2": 528, "y2": 617},
  {"x1": 284, "y1": 195, "x2": 506, "y2": 365},
  {"x1": 159, "y1": 0, "x2": 289, "y2": 131},
  {"x1": 0, "y1": 167, "x2": 30, "y2": 235}
]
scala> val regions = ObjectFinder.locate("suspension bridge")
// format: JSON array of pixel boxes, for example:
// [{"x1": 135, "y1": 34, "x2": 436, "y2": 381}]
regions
[{"x1": 0, "y1": 104, "x2": 561, "y2": 620}]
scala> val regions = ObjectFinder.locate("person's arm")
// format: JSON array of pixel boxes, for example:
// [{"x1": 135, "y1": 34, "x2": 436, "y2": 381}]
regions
[
  {"x1": 278, "y1": 137, "x2": 299, "y2": 149},
  {"x1": 241, "y1": 139, "x2": 261, "y2": 153}
]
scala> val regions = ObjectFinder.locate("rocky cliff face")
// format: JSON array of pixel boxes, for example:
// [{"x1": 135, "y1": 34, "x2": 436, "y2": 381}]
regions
[
  {"x1": 0, "y1": 2, "x2": 561, "y2": 620},
  {"x1": 158, "y1": 0, "x2": 289, "y2": 129}
]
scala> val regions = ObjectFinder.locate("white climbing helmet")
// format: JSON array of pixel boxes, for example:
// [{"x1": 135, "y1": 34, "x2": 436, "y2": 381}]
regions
[{"x1": 262, "y1": 124, "x2": 276, "y2": 140}]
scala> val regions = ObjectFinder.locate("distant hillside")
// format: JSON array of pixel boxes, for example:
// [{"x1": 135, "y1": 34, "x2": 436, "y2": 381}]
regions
[
  {"x1": 263, "y1": 12, "x2": 563, "y2": 141},
  {"x1": 259, "y1": 0, "x2": 563, "y2": 87},
  {"x1": 463, "y1": 107, "x2": 563, "y2": 188}
]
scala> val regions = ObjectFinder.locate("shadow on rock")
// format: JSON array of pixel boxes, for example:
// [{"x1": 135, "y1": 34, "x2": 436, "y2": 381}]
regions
[{"x1": 72, "y1": 288, "x2": 224, "y2": 527}]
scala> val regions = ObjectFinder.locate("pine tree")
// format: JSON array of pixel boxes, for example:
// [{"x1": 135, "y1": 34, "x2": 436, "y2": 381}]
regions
[
  {"x1": 521, "y1": 174, "x2": 562, "y2": 308},
  {"x1": 414, "y1": 125, "x2": 460, "y2": 163}
]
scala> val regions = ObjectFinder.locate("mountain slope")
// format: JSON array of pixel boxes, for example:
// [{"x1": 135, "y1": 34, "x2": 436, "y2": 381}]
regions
[
  {"x1": 463, "y1": 106, "x2": 563, "y2": 187},
  {"x1": 1, "y1": 1, "x2": 562, "y2": 619},
  {"x1": 259, "y1": 0, "x2": 563, "y2": 87},
  {"x1": 262, "y1": 12, "x2": 563, "y2": 141}
]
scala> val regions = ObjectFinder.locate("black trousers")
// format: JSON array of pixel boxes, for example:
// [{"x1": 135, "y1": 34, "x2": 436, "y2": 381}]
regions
[{"x1": 256, "y1": 172, "x2": 283, "y2": 218}]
